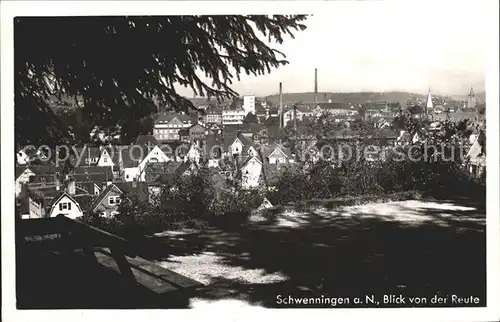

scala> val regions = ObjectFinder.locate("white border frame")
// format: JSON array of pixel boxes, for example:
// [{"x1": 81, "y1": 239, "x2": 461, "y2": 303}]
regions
[{"x1": 2, "y1": 1, "x2": 499, "y2": 322}]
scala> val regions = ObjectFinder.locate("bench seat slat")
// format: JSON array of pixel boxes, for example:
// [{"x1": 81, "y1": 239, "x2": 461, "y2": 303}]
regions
[
  {"x1": 126, "y1": 255, "x2": 204, "y2": 289},
  {"x1": 94, "y1": 251, "x2": 179, "y2": 294}
]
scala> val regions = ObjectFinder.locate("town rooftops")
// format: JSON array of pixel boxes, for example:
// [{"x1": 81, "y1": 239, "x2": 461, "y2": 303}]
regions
[
  {"x1": 72, "y1": 146, "x2": 102, "y2": 160},
  {"x1": 103, "y1": 145, "x2": 154, "y2": 168},
  {"x1": 316, "y1": 102, "x2": 352, "y2": 110},
  {"x1": 28, "y1": 164, "x2": 63, "y2": 176},
  {"x1": 144, "y1": 161, "x2": 191, "y2": 183},
  {"x1": 154, "y1": 112, "x2": 196, "y2": 124}
]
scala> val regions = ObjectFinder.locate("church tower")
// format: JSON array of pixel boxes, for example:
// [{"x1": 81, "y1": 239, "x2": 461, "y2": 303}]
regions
[
  {"x1": 467, "y1": 86, "x2": 476, "y2": 110},
  {"x1": 426, "y1": 88, "x2": 434, "y2": 114}
]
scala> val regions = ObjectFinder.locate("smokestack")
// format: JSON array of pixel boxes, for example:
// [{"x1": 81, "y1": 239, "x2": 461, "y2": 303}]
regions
[
  {"x1": 279, "y1": 82, "x2": 283, "y2": 128},
  {"x1": 293, "y1": 104, "x2": 297, "y2": 135},
  {"x1": 314, "y1": 68, "x2": 318, "y2": 104}
]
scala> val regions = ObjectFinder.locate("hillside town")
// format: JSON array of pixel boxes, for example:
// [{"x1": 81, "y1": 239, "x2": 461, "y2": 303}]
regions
[
  {"x1": 15, "y1": 70, "x2": 486, "y2": 221},
  {"x1": 10, "y1": 10, "x2": 494, "y2": 313}
]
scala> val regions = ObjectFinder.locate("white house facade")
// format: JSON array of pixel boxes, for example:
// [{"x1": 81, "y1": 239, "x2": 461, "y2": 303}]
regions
[
  {"x1": 48, "y1": 193, "x2": 84, "y2": 219},
  {"x1": 241, "y1": 156, "x2": 263, "y2": 190},
  {"x1": 16, "y1": 168, "x2": 36, "y2": 197}
]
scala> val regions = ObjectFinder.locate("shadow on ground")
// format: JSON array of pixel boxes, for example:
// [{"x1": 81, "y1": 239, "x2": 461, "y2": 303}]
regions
[{"x1": 138, "y1": 196, "x2": 486, "y2": 308}]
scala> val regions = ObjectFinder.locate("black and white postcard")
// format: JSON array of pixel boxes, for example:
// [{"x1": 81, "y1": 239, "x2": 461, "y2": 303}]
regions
[{"x1": 2, "y1": 1, "x2": 499, "y2": 322}]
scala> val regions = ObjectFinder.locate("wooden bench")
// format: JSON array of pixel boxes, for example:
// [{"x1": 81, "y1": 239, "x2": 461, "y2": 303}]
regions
[{"x1": 17, "y1": 215, "x2": 204, "y2": 305}]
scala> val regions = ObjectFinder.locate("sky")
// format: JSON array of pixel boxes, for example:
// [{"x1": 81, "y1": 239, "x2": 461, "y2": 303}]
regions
[{"x1": 178, "y1": 0, "x2": 490, "y2": 98}]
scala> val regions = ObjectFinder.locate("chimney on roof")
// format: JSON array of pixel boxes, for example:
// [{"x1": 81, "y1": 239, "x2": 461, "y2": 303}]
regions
[
  {"x1": 55, "y1": 173, "x2": 60, "y2": 191},
  {"x1": 314, "y1": 68, "x2": 318, "y2": 104},
  {"x1": 279, "y1": 82, "x2": 283, "y2": 128},
  {"x1": 67, "y1": 178, "x2": 76, "y2": 195}
]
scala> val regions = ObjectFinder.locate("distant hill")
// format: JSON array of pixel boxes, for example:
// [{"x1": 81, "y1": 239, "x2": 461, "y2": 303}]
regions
[{"x1": 261, "y1": 91, "x2": 431, "y2": 106}]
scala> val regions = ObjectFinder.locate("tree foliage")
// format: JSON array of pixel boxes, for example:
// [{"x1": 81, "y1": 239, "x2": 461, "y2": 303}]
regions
[
  {"x1": 243, "y1": 112, "x2": 258, "y2": 124},
  {"x1": 15, "y1": 15, "x2": 308, "y2": 146}
]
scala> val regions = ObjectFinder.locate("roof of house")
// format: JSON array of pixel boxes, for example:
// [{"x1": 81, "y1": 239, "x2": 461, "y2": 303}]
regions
[
  {"x1": 47, "y1": 191, "x2": 81, "y2": 213},
  {"x1": 76, "y1": 181, "x2": 100, "y2": 195},
  {"x1": 72, "y1": 166, "x2": 113, "y2": 177},
  {"x1": 91, "y1": 182, "x2": 149, "y2": 211},
  {"x1": 144, "y1": 161, "x2": 191, "y2": 184},
  {"x1": 190, "y1": 123, "x2": 206, "y2": 131},
  {"x1": 154, "y1": 112, "x2": 196, "y2": 124},
  {"x1": 16, "y1": 166, "x2": 30, "y2": 180},
  {"x1": 158, "y1": 141, "x2": 190, "y2": 157},
  {"x1": 90, "y1": 184, "x2": 121, "y2": 210},
  {"x1": 467, "y1": 130, "x2": 486, "y2": 162},
  {"x1": 204, "y1": 134, "x2": 225, "y2": 159},
  {"x1": 145, "y1": 162, "x2": 181, "y2": 182},
  {"x1": 259, "y1": 143, "x2": 292, "y2": 160},
  {"x1": 73, "y1": 194, "x2": 94, "y2": 213},
  {"x1": 28, "y1": 164, "x2": 63, "y2": 176},
  {"x1": 224, "y1": 123, "x2": 263, "y2": 135},
  {"x1": 27, "y1": 186, "x2": 63, "y2": 203},
  {"x1": 316, "y1": 102, "x2": 351, "y2": 110},
  {"x1": 104, "y1": 145, "x2": 153, "y2": 168},
  {"x1": 134, "y1": 135, "x2": 159, "y2": 147},
  {"x1": 156, "y1": 162, "x2": 192, "y2": 184}
]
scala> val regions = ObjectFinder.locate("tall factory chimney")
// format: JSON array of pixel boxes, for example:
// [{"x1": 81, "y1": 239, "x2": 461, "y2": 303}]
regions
[
  {"x1": 314, "y1": 68, "x2": 318, "y2": 104},
  {"x1": 279, "y1": 82, "x2": 283, "y2": 128}
]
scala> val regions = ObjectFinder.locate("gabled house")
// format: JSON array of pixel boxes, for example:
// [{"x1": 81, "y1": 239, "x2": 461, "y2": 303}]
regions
[
  {"x1": 90, "y1": 182, "x2": 149, "y2": 218},
  {"x1": 26, "y1": 183, "x2": 92, "y2": 220},
  {"x1": 204, "y1": 134, "x2": 225, "y2": 167},
  {"x1": 465, "y1": 130, "x2": 486, "y2": 178},
  {"x1": 15, "y1": 167, "x2": 36, "y2": 198},
  {"x1": 259, "y1": 144, "x2": 293, "y2": 164},
  {"x1": 258, "y1": 197, "x2": 273, "y2": 210},
  {"x1": 239, "y1": 156, "x2": 263, "y2": 190},
  {"x1": 134, "y1": 135, "x2": 159, "y2": 147},
  {"x1": 48, "y1": 191, "x2": 87, "y2": 219},
  {"x1": 224, "y1": 133, "x2": 254, "y2": 158},
  {"x1": 184, "y1": 142, "x2": 203, "y2": 165},
  {"x1": 96, "y1": 147, "x2": 115, "y2": 168},
  {"x1": 189, "y1": 123, "x2": 207, "y2": 141},
  {"x1": 283, "y1": 106, "x2": 315, "y2": 126}
]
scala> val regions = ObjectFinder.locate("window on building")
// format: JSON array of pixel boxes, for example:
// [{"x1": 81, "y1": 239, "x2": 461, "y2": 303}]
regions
[
  {"x1": 59, "y1": 202, "x2": 71, "y2": 211},
  {"x1": 109, "y1": 196, "x2": 121, "y2": 205},
  {"x1": 104, "y1": 158, "x2": 108, "y2": 162}
]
